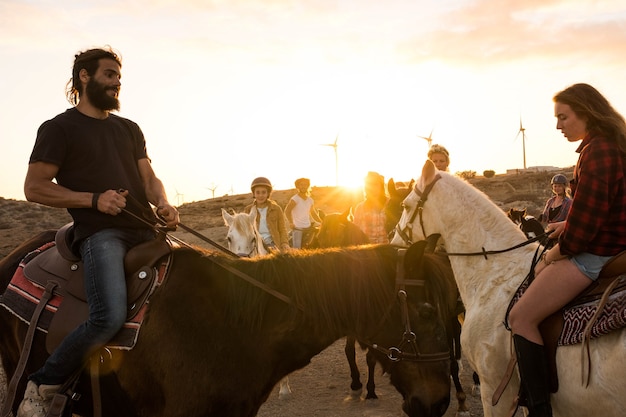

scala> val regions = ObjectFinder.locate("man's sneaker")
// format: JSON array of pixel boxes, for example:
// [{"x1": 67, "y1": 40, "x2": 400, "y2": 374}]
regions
[{"x1": 17, "y1": 381, "x2": 60, "y2": 417}]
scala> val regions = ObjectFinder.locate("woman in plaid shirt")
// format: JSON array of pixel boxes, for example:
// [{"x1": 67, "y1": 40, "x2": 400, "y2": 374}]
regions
[{"x1": 509, "y1": 83, "x2": 626, "y2": 417}]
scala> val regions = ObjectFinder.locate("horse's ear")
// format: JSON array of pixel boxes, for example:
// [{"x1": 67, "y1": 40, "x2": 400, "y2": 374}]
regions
[
  {"x1": 422, "y1": 160, "x2": 437, "y2": 186},
  {"x1": 405, "y1": 240, "x2": 427, "y2": 272},
  {"x1": 222, "y1": 208, "x2": 233, "y2": 226},
  {"x1": 408, "y1": 178, "x2": 415, "y2": 188},
  {"x1": 341, "y1": 208, "x2": 353, "y2": 222},
  {"x1": 388, "y1": 178, "x2": 396, "y2": 195},
  {"x1": 318, "y1": 209, "x2": 326, "y2": 220},
  {"x1": 249, "y1": 206, "x2": 258, "y2": 222},
  {"x1": 424, "y1": 234, "x2": 441, "y2": 253}
]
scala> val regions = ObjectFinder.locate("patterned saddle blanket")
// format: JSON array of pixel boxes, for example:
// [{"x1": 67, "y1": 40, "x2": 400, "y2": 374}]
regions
[{"x1": 0, "y1": 241, "x2": 171, "y2": 351}]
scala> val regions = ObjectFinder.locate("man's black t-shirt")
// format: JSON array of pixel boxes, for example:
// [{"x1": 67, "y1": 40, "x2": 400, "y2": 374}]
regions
[{"x1": 29, "y1": 108, "x2": 154, "y2": 242}]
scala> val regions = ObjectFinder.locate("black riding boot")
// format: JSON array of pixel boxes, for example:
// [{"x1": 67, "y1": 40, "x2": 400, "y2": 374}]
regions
[{"x1": 513, "y1": 334, "x2": 553, "y2": 417}]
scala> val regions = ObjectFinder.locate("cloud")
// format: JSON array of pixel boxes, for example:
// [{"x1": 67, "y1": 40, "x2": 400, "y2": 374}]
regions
[{"x1": 397, "y1": 0, "x2": 626, "y2": 65}]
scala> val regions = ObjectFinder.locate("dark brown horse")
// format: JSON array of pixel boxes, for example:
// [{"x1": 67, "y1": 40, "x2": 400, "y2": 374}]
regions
[
  {"x1": 344, "y1": 178, "x2": 472, "y2": 417},
  {"x1": 0, "y1": 230, "x2": 451, "y2": 417},
  {"x1": 314, "y1": 209, "x2": 378, "y2": 399}
]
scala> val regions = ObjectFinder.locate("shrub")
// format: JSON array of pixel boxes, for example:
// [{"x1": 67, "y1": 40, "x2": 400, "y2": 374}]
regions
[
  {"x1": 483, "y1": 170, "x2": 496, "y2": 178},
  {"x1": 457, "y1": 170, "x2": 476, "y2": 180}
]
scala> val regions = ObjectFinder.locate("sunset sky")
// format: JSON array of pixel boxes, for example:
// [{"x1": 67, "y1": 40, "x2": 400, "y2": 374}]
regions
[{"x1": 2, "y1": 0, "x2": 626, "y2": 204}]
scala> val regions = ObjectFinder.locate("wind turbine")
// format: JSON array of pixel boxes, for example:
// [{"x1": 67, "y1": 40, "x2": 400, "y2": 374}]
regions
[
  {"x1": 206, "y1": 184, "x2": 218, "y2": 199},
  {"x1": 321, "y1": 134, "x2": 339, "y2": 186},
  {"x1": 418, "y1": 129, "x2": 434, "y2": 149},
  {"x1": 515, "y1": 117, "x2": 528, "y2": 170},
  {"x1": 174, "y1": 188, "x2": 184, "y2": 206}
]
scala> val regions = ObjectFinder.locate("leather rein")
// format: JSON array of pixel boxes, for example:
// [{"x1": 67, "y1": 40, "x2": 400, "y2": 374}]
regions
[
  {"x1": 394, "y1": 175, "x2": 545, "y2": 259},
  {"x1": 360, "y1": 248, "x2": 450, "y2": 363},
  {"x1": 127, "y1": 207, "x2": 448, "y2": 363}
]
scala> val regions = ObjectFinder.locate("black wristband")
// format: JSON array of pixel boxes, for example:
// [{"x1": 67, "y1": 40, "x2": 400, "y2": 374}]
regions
[{"x1": 92, "y1": 193, "x2": 101, "y2": 210}]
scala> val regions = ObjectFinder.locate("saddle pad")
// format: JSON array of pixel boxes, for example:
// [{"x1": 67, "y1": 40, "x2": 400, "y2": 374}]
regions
[
  {"x1": 0, "y1": 245, "x2": 170, "y2": 350},
  {"x1": 510, "y1": 276, "x2": 626, "y2": 346},
  {"x1": 560, "y1": 287, "x2": 626, "y2": 345}
]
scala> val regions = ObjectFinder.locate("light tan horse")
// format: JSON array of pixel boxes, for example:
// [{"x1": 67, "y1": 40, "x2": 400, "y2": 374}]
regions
[
  {"x1": 391, "y1": 159, "x2": 626, "y2": 417},
  {"x1": 221, "y1": 207, "x2": 267, "y2": 258}
]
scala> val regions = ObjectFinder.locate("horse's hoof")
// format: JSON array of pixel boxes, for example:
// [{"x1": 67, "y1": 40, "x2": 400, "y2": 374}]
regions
[
  {"x1": 349, "y1": 388, "x2": 362, "y2": 399},
  {"x1": 365, "y1": 392, "x2": 378, "y2": 400}
]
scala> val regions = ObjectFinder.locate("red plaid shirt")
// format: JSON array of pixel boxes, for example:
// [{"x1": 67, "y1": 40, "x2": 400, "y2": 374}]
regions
[{"x1": 559, "y1": 134, "x2": 626, "y2": 256}]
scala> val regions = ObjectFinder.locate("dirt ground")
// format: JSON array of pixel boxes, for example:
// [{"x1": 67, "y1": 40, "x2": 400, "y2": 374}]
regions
[
  {"x1": 1, "y1": 170, "x2": 566, "y2": 416},
  {"x1": 256, "y1": 339, "x2": 494, "y2": 417}
]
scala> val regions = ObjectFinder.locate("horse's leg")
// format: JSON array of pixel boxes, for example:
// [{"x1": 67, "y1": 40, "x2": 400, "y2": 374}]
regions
[
  {"x1": 364, "y1": 349, "x2": 378, "y2": 400},
  {"x1": 471, "y1": 371, "x2": 481, "y2": 397},
  {"x1": 344, "y1": 336, "x2": 362, "y2": 397},
  {"x1": 278, "y1": 376, "x2": 292, "y2": 399},
  {"x1": 451, "y1": 358, "x2": 469, "y2": 415},
  {"x1": 449, "y1": 316, "x2": 469, "y2": 415}
]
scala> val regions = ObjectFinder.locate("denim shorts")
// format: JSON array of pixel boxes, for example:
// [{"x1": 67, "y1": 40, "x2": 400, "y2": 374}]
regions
[{"x1": 570, "y1": 252, "x2": 613, "y2": 281}]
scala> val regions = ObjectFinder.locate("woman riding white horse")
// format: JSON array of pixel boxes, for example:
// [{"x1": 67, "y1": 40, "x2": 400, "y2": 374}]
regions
[{"x1": 391, "y1": 159, "x2": 626, "y2": 417}]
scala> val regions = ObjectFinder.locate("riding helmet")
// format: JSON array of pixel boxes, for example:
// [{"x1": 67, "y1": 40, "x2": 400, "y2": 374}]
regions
[
  {"x1": 551, "y1": 174, "x2": 568, "y2": 185},
  {"x1": 251, "y1": 177, "x2": 273, "y2": 193}
]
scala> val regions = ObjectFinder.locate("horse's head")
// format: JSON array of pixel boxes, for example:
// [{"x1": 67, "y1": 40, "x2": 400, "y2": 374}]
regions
[
  {"x1": 222, "y1": 207, "x2": 267, "y2": 257},
  {"x1": 390, "y1": 161, "x2": 442, "y2": 247},
  {"x1": 371, "y1": 241, "x2": 451, "y2": 416},
  {"x1": 507, "y1": 207, "x2": 527, "y2": 225},
  {"x1": 316, "y1": 208, "x2": 368, "y2": 248},
  {"x1": 384, "y1": 302, "x2": 451, "y2": 417}
]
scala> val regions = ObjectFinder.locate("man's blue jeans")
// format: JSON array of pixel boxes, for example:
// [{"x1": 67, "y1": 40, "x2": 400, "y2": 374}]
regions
[{"x1": 30, "y1": 227, "x2": 154, "y2": 385}]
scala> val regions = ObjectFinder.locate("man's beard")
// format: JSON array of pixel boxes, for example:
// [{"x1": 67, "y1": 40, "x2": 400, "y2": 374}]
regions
[{"x1": 85, "y1": 78, "x2": 120, "y2": 111}]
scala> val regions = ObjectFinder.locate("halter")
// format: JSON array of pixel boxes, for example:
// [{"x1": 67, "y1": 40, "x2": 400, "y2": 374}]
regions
[
  {"x1": 362, "y1": 248, "x2": 450, "y2": 363},
  {"x1": 395, "y1": 174, "x2": 441, "y2": 246}
]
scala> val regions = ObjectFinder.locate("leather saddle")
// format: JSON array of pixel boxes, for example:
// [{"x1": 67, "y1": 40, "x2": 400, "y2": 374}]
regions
[
  {"x1": 22, "y1": 223, "x2": 172, "y2": 354},
  {"x1": 539, "y1": 250, "x2": 626, "y2": 392}
]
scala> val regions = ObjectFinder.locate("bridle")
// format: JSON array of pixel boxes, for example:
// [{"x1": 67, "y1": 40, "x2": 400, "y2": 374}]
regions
[
  {"x1": 394, "y1": 175, "x2": 545, "y2": 259},
  {"x1": 395, "y1": 174, "x2": 441, "y2": 246},
  {"x1": 126, "y1": 200, "x2": 449, "y2": 363},
  {"x1": 362, "y1": 248, "x2": 450, "y2": 363}
]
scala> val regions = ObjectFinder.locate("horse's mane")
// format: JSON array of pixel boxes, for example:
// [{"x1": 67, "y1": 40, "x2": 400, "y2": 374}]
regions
[
  {"x1": 171, "y1": 246, "x2": 400, "y2": 336},
  {"x1": 230, "y1": 213, "x2": 253, "y2": 236},
  {"x1": 432, "y1": 172, "x2": 526, "y2": 245}
]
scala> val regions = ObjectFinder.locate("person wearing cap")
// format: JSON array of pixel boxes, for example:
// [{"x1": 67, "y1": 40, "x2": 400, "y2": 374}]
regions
[
  {"x1": 284, "y1": 178, "x2": 322, "y2": 249},
  {"x1": 539, "y1": 173, "x2": 572, "y2": 225},
  {"x1": 427, "y1": 144, "x2": 450, "y2": 171},
  {"x1": 244, "y1": 177, "x2": 290, "y2": 252},
  {"x1": 353, "y1": 171, "x2": 389, "y2": 244}
]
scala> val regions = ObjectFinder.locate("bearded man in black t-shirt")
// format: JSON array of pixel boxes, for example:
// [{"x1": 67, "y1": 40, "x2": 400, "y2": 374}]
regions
[{"x1": 17, "y1": 47, "x2": 179, "y2": 417}]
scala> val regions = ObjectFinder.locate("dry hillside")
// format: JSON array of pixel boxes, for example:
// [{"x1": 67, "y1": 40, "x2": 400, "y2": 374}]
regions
[{"x1": 0, "y1": 168, "x2": 573, "y2": 258}]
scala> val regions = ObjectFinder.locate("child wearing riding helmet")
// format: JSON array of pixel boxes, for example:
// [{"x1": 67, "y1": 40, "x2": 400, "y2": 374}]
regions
[
  {"x1": 539, "y1": 173, "x2": 573, "y2": 225},
  {"x1": 244, "y1": 177, "x2": 291, "y2": 252}
]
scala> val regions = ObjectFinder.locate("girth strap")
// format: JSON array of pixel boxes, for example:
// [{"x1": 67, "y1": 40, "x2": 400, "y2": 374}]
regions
[{"x1": 1, "y1": 280, "x2": 58, "y2": 417}]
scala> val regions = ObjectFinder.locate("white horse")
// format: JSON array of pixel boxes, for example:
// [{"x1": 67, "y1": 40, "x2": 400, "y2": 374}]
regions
[
  {"x1": 391, "y1": 159, "x2": 626, "y2": 417},
  {"x1": 221, "y1": 207, "x2": 292, "y2": 399},
  {"x1": 221, "y1": 207, "x2": 267, "y2": 258}
]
